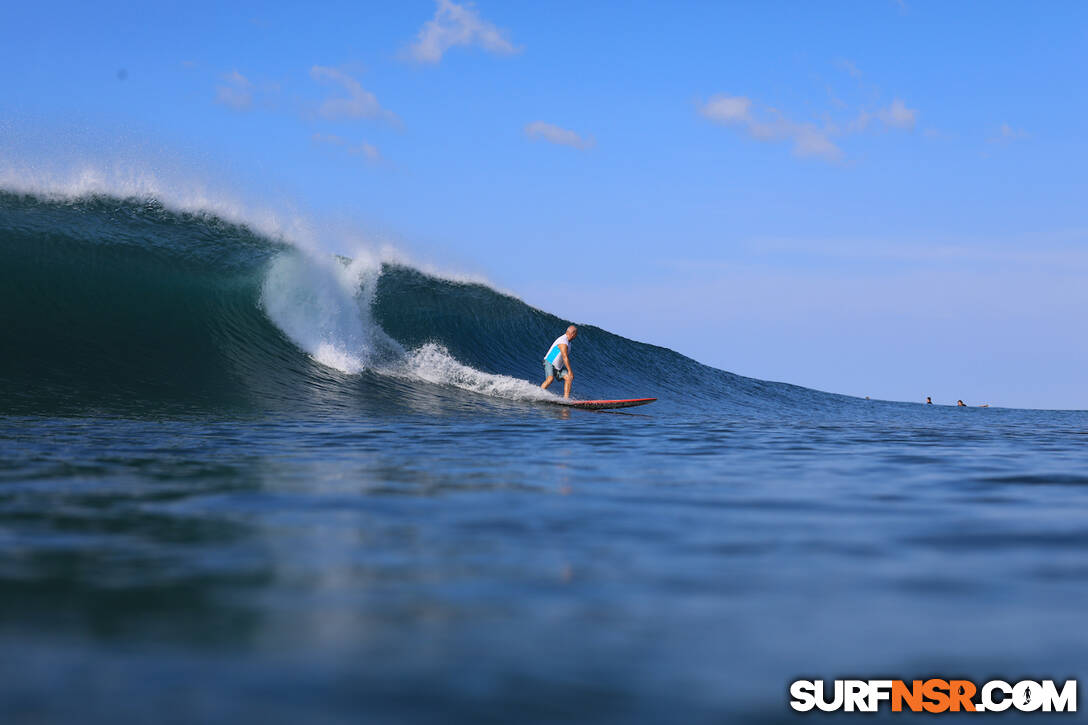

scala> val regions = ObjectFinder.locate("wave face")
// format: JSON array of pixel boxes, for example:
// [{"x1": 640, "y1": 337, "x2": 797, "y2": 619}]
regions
[{"x1": 0, "y1": 191, "x2": 849, "y2": 416}]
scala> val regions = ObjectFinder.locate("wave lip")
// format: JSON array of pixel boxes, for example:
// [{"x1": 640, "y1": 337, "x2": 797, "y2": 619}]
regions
[{"x1": 260, "y1": 250, "x2": 401, "y2": 375}]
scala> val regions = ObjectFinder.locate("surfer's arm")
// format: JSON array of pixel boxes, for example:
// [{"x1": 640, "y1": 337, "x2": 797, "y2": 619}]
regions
[{"x1": 560, "y1": 345, "x2": 572, "y2": 378}]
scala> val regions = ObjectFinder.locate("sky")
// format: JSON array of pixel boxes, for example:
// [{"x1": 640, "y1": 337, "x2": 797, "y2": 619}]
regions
[{"x1": 2, "y1": 1, "x2": 1086, "y2": 409}]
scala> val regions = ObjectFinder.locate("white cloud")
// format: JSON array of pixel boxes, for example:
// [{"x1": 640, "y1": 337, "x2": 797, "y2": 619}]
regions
[
  {"x1": 354, "y1": 142, "x2": 381, "y2": 162},
  {"x1": 312, "y1": 133, "x2": 381, "y2": 163},
  {"x1": 847, "y1": 98, "x2": 919, "y2": 133},
  {"x1": 524, "y1": 121, "x2": 594, "y2": 150},
  {"x1": 877, "y1": 98, "x2": 917, "y2": 129},
  {"x1": 699, "y1": 94, "x2": 842, "y2": 161},
  {"x1": 215, "y1": 70, "x2": 253, "y2": 110},
  {"x1": 835, "y1": 58, "x2": 862, "y2": 78},
  {"x1": 699, "y1": 81, "x2": 921, "y2": 162},
  {"x1": 214, "y1": 70, "x2": 281, "y2": 112},
  {"x1": 989, "y1": 123, "x2": 1029, "y2": 144},
  {"x1": 792, "y1": 127, "x2": 842, "y2": 158},
  {"x1": 700, "y1": 95, "x2": 752, "y2": 124},
  {"x1": 407, "y1": 0, "x2": 518, "y2": 64},
  {"x1": 310, "y1": 66, "x2": 396, "y2": 123}
]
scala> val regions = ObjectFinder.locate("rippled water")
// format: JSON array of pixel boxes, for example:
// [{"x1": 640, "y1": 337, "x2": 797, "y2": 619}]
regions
[
  {"x1": 3, "y1": 192, "x2": 1084, "y2": 721},
  {"x1": 3, "y1": 399, "x2": 1087, "y2": 723}
]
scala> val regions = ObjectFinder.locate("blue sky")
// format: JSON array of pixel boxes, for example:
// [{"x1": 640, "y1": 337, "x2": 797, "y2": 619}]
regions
[{"x1": 3, "y1": 1, "x2": 1087, "y2": 408}]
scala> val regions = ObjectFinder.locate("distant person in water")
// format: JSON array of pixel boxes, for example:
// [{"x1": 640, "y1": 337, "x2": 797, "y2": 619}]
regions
[
  {"x1": 541, "y1": 325, "x2": 578, "y2": 399},
  {"x1": 926, "y1": 396, "x2": 933, "y2": 405},
  {"x1": 957, "y1": 400, "x2": 967, "y2": 407}
]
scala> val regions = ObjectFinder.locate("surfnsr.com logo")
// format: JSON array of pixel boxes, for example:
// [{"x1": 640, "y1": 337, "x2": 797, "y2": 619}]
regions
[{"x1": 790, "y1": 679, "x2": 1077, "y2": 713}]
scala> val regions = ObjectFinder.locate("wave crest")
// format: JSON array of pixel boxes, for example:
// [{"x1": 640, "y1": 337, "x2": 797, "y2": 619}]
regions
[{"x1": 0, "y1": 188, "x2": 841, "y2": 415}]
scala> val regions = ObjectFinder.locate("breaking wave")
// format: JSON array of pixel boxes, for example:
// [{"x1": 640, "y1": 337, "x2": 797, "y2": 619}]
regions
[{"x1": 0, "y1": 189, "x2": 848, "y2": 416}]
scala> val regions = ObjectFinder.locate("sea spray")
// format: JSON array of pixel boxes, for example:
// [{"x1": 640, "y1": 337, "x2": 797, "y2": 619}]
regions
[
  {"x1": 398, "y1": 343, "x2": 555, "y2": 402},
  {"x1": 258, "y1": 249, "x2": 555, "y2": 401},
  {"x1": 259, "y1": 249, "x2": 403, "y2": 374}
]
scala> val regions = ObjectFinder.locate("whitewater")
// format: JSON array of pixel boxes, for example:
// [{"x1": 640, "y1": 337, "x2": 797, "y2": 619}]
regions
[{"x1": 2, "y1": 186, "x2": 1087, "y2": 724}]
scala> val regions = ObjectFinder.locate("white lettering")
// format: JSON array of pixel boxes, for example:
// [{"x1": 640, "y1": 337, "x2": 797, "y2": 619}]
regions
[
  {"x1": 789, "y1": 680, "x2": 816, "y2": 712},
  {"x1": 982, "y1": 680, "x2": 1013, "y2": 712},
  {"x1": 845, "y1": 680, "x2": 867, "y2": 712},
  {"x1": 1014, "y1": 680, "x2": 1043, "y2": 712},
  {"x1": 815, "y1": 679, "x2": 844, "y2": 712},
  {"x1": 1041, "y1": 679, "x2": 1077, "y2": 712},
  {"x1": 868, "y1": 680, "x2": 892, "y2": 711}
]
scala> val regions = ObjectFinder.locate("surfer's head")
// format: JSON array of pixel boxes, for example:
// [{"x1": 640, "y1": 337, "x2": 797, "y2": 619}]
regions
[{"x1": 566, "y1": 325, "x2": 578, "y2": 340}]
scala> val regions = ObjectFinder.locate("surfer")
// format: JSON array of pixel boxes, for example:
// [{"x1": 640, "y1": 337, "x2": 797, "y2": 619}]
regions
[
  {"x1": 926, "y1": 396, "x2": 933, "y2": 405},
  {"x1": 541, "y1": 325, "x2": 578, "y2": 399},
  {"x1": 957, "y1": 400, "x2": 967, "y2": 407}
]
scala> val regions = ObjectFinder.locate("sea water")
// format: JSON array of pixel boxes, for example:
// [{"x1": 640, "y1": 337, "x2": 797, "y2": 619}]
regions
[{"x1": 2, "y1": 191, "x2": 1086, "y2": 723}]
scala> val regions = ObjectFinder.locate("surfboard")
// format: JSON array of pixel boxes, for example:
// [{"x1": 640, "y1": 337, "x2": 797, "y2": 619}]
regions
[{"x1": 555, "y1": 397, "x2": 657, "y2": 410}]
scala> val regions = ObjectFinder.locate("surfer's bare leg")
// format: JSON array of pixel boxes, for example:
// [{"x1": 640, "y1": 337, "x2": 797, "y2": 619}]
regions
[
  {"x1": 563, "y1": 371, "x2": 573, "y2": 399},
  {"x1": 541, "y1": 375, "x2": 554, "y2": 390}
]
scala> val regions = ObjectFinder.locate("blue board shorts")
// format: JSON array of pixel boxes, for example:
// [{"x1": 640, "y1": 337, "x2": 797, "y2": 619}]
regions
[{"x1": 544, "y1": 361, "x2": 568, "y2": 380}]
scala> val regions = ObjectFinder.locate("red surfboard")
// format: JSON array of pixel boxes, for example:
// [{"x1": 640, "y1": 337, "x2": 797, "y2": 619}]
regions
[{"x1": 555, "y1": 397, "x2": 657, "y2": 410}]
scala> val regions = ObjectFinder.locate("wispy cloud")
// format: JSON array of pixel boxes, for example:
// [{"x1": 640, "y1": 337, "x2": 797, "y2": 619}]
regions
[
  {"x1": 700, "y1": 70, "x2": 918, "y2": 162},
  {"x1": 310, "y1": 66, "x2": 396, "y2": 123},
  {"x1": 699, "y1": 95, "x2": 843, "y2": 160},
  {"x1": 847, "y1": 98, "x2": 919, "y2": 132},
  {"x1": 988, "y1": 123, "x2": 1029, "y2": 144},
  {"x1": 214, "y1": 70, "x2": 281, "y2": 112},
  {"x1": 312, "y1": 133, "x2": 382, "y2": 163},
  {"x1": 701, "y1": 95, "x2": 752, "y2": 124},
  {"x1": 406, "y1": 0, "x2": 518, "y2": 64},
  {"x1": 215, "y1": 70, "x2": 254, "y2": 111},
  {"x1": 876, "y1": 98, "x2": 917, "y2": 129},
  {"x1": 524, "y1": 121, "x2": 595, "y2": 150},
  {"x1": 834, "y1": 58, "x2": 862, "y2": 78}
]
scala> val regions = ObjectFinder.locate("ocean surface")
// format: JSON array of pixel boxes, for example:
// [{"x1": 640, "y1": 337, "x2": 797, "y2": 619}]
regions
[{"x1": 2, "y1": 190, "x2": 1086, "y2": 723}]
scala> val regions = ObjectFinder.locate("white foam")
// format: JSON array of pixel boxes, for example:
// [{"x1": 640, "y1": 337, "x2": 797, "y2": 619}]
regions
[
  {"x1": 0, "y1": 163, "x2": 520, "y2": 294},
  {"x1": 0, "y1": 163, "x2": 319, "y2": 250},
  {"x1": 259, "y1": 252, "x2": 554, "y2": 402},
  {"x1": 259, "y1": 250, "x2": 403, "y2": 374},
  {"x1": 395, "y1": 343, "x2": 555, "y2": 402}
]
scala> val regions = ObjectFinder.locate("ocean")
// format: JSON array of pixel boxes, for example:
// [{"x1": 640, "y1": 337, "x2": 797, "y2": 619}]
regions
[{"x1": 2, "y1": 190, "x2": 1086, "y2": 723}]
